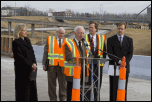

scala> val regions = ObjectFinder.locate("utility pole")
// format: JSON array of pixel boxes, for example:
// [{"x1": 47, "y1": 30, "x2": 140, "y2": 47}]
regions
[{"x1": 15, "y1": 1, "x2": 16, "y2": 19}]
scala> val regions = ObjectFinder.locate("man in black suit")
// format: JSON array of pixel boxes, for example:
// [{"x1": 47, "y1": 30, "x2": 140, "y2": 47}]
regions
[{"x1": 107, "y1": 22, "x2": 133, "y2": 101}]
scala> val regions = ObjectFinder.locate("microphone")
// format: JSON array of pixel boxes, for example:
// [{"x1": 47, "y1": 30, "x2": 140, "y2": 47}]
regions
[
  {"x1": 81, "y1": 38, "x2": 89, "y2": 48},
  {"x1": 85, "y1": 43, "x2": 121, "y2": 60}
]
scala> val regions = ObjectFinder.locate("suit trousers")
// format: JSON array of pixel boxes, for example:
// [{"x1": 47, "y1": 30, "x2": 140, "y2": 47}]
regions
[
  {"x1": 109, "y1": 72, "x2": 129, "y2": 101},
  {"x1": 47, "y1": 65, "x2": 67, "y2": 101},
  {"x1": 85, "y1": 64, "x2": 103, "y2": 101}
]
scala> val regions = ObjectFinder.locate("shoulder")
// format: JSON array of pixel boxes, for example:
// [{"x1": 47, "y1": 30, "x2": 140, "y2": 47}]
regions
[
  {"x1": 12, "y1": 38, "x2": 20, "y2": 44},
  {"x1": 107, "y1": 34, "x2": 116, "y2": 41},
  {"x1": 124, "y1": 35, "x2": 133, "y2": 41},
  {"x1": 24, "y1": 37, "x2": 30, "y2": 42}
]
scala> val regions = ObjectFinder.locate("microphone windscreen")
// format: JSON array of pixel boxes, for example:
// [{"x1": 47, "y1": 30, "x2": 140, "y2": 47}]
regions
[{"x1": 81, "y1": 38, "x2": 85, "y2": 41}]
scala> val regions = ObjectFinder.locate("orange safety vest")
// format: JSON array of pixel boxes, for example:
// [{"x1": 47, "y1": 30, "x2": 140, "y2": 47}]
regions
[
  {"x1": 64, "y1": 39, "x2": 89, "y2": 77},
  {"x1": 47, "y1": 36, "x2": 66, "y2": 67},
  {"x1": 84, "y1": 34, "x2": 105, "y2": 67}
]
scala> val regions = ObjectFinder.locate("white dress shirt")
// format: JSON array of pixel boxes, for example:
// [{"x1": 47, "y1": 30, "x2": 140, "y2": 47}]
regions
[
  {"x1": 56, "y1": 36, "x2": 63, "y2": 45},
  {"x1": 74, "y1": 38, "x2": 82, "y2": 47},
  {"x1": 90, "y1": 33, "x2": 97, "y2": 51},
  {"x1": 116, "y1": 34, "x2": 124, "y2": 64}
]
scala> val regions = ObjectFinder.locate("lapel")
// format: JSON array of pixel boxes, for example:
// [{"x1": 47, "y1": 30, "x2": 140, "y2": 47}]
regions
[
  {"x1": 114, "y1": 34, "x2": 121, "y2": 48},
  {"x1": 73, "y1": 38, "x2": 83, "y2": 57},
  {"x1": 88, "y1": 34, "x2": 91, "y2": 42},
  {"x1": 95, "y1": 34, "x2": 98, "y2": 52},
  {"x1": 19, "y1": 37, "x2": 31, "y2": 50}
]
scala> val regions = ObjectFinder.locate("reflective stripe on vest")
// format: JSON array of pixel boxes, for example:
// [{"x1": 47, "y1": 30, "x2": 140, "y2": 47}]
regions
[
  {"x1": 85, "y1": 34, "x2": 105, "y2": 66},
  {"x1": 64, "y1": 39, "x2": 80, "y2": 76},
  {"x1": 66, "y1": 39, "x2": 76, "y2": 58},
  {"x1": 47, "y1": 36, "x2": 65, "y2": 66}
]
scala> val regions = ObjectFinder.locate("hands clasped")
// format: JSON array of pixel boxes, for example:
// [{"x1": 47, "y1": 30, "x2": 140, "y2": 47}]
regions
[{"x1": 32, "y1": 63, "x2": 37, "y2": 72}]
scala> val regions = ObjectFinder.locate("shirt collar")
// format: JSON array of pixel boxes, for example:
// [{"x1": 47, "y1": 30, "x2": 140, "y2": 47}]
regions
[
  {"x1": 90, "y1": 33, "x2": 97, "y2": 38},
  {"x1": 56, "y1": 36, "x2": 62, "y2": 41},
  {"x1": 74, "y1": 38, "x2": 81, "y2": 45},
  {"x1": 117, "y1": 34, "x2": 124, "y2": 38}
]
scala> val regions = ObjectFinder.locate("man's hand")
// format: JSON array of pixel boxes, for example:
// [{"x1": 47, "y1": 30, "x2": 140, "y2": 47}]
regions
[
  {"x1": 119, "y1": 61, "x2": 127, "y2": 68},
  {"x1": 43, "y1": 66, "x2": 47, "y2": 71}
]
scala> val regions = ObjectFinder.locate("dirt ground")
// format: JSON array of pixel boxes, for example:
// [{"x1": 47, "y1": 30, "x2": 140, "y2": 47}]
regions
[
  {"x1": 105, "y1": 28, "x2": 151, "y2": 56},
  {"x1": 1, "y1": 16, "x2": 151, "y2": 56}
]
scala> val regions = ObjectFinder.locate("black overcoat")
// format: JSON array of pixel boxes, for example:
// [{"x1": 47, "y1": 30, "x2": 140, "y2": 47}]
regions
[{"x1": 12, "y1": 37, "x2": 38, "y2": 101}]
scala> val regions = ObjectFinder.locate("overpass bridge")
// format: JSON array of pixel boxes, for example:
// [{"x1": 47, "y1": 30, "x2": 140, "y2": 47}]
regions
[
  {"x1": 54, "y1": 16, "x2": 151, "y2": 24},
  {"x1": 1, "y1": 18, "x2": 89, "y2": 37},
  {"x1": 1, "y1": 18, "x2": 113, "y2": 37}
]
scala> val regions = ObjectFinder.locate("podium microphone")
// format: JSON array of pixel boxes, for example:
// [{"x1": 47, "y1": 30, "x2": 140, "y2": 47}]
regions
[{"x1": 85, "y1": 43, "x2": 121, "y2": 60}]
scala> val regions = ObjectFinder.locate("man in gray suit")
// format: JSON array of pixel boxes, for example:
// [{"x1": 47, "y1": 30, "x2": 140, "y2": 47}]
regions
[{"x1": 42, "y1": 27, "x2": 67, "y2": 101}]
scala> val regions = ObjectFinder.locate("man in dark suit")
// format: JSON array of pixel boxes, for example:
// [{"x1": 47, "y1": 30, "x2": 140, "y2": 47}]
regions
[
  {"x1": 64, "y1": 26, "x2": 91, "y2": 101},
  {"x1": 84, "y1": 21, "x2": 106, "y2": 101},
  {"x1": 12, "y1": 24, "x2": 38, "y2": 101},
  {"x1": 107, "y1": 22, "x2": 133, "y2": 101}
]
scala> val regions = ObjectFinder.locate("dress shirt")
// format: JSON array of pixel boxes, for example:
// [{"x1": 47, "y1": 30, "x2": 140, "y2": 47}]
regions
[
  {"x1": 117, "y1": 34, "x2": 124, "y2": 42},
  {"x1": 74, "y1": 38, "x2": 82, "y2": 47},
  {"x1": 116, "y1": 34, "x2": 124, "y2": 64},
  {"x1": 90, "y1": 33, "x2": 97, "y2": 51},
  {"x1": 56, "y1": 36, "x2": 63, "y2": 45}
]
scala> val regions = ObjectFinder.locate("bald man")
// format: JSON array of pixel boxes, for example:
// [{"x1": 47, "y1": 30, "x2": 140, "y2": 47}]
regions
[{"x1": 42, "y1": 27, "x2": 67, "y2": 101}]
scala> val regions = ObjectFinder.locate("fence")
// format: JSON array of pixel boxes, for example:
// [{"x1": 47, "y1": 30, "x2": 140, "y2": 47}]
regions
[{"x1": 1, "y1": 37, "x2": 14, "y2": 57}]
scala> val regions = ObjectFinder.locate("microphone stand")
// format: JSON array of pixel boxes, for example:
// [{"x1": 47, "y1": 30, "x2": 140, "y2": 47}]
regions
[{"x1": 85, "y1": 44, "x2": 121, "y2": 77}]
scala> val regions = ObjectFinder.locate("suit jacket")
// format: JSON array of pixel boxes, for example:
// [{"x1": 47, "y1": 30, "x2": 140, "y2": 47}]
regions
[
  {"x1": 107, "y1": 34, "x2": 133, "y2": 73},
  {"x1": 65, "y1": 38, "x2": 90, "y2": 83},
  {"x1": 12, "y1": 37, "x2": 37, "y2": 80},
  {"x1": 87, "y1": 34, "x2": 106, "y2": 59},
  {"x1": 42, "y1": 37, "x2": 65, "y2": 73}
]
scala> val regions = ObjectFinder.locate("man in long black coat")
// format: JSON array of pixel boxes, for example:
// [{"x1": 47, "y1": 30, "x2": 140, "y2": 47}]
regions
[{"x1": 12, "y1": 24, "x2": 38, "y2": 101}]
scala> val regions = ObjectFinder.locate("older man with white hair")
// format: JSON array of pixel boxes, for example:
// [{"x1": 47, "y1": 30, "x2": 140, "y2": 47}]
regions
[
  {"x1": 64, "y1": 26, "x2": 92, "y2": 101},
  {"x1": 42, "y1": 27, "x2": 67, "y2": 101}
]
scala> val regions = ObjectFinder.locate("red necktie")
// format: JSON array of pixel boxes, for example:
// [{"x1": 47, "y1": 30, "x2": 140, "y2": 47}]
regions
[{"x1": 91, "y1": 36, "x2": 94, "y2": 51}]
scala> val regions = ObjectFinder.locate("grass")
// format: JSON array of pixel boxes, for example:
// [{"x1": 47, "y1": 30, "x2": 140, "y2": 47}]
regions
[{"x1": 105, "y1": 28, "x2": 151, "y2": 56}]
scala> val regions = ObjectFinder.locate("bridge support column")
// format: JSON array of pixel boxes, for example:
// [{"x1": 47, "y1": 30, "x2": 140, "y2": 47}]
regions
[
  {"x1": 8, "y1": 22, "x2": 11, "y2": 37},
  {"x1": 31, "y1": 24, "x2": 35, "y2": 37}
]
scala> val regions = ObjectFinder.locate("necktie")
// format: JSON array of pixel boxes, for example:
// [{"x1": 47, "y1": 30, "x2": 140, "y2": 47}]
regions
[
  {"x1": 91, "y1": 36, "x2": 94, "y2": 52},
  {"x1": 79, "y1": 41, "x2": 83, "y2": 55},
  {"x1": 59, "y1": 39, "x2": 61, "y2": 48},
  {"x1": 120, "y1": 37, "x2": 122, "y2": 46}
]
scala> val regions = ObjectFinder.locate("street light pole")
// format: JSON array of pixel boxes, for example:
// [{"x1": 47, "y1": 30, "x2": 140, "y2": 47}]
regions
[{"x1": 100, "y1": 4, "x2": 103, "y2": 22}]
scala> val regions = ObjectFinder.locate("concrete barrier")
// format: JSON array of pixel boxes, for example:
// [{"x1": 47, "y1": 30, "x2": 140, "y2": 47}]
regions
[{"x1": 32, "y1": 45, "x2": 151, "y2": 80}]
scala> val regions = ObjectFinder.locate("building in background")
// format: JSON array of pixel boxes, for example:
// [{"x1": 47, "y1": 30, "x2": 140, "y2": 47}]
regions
[
  {"x1": 52, "y1": 11, "x2": 65, "y2": 17},
  {"x1": 1, "y1": 7, "x2": 28, "y2": 16}
]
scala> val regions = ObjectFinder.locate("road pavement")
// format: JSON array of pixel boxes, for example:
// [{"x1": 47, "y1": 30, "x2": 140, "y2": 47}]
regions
[{"x1": 1, "y1": 55, "x2": 151, "y2": 101}]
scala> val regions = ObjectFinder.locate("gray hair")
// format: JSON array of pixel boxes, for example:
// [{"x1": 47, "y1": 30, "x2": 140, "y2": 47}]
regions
[
  {"x1": 14, "y1": 23, "x2": 26, "y2": 39},
  {"x1": 74, "y1": 26, "x2": 85, "y2": 33},
  {"x1": 56, "y1": 27, "x2": 65, "y2": 32}
]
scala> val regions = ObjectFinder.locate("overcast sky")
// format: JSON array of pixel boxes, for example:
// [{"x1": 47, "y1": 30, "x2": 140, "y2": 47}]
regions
[{"x1": 1, "y1": 1, "x2": 151, "y2": 14}]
